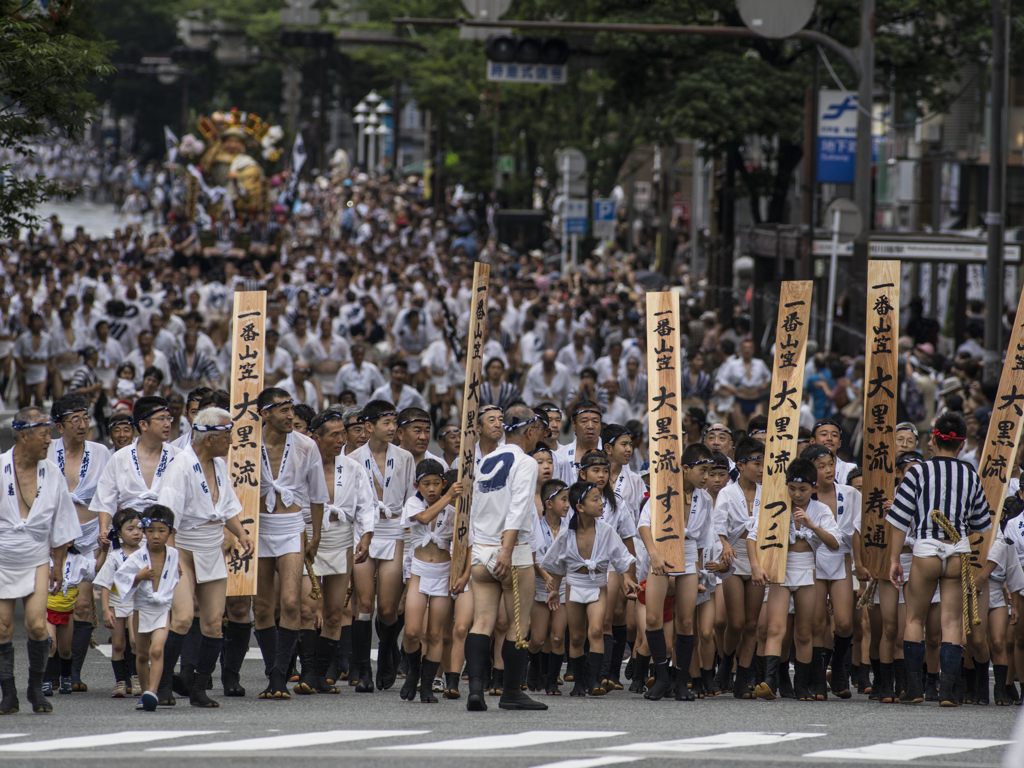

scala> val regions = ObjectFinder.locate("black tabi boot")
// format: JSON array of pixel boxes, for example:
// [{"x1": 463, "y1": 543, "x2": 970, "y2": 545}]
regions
[
  {"x1": 70, "y1": 619, "x2": 93, "y2": 691},
  {"x1": 465, "y1": 633, "x2": 490, "y2": 712},
  {"x1": 0, "y1": 642, "x2": 18, "y2": 714},
  {"x1": 352, "y1": 620, "x2": 374, "y2": 693},
  {"x1": 925, "y1": 670, "x2": 940, "y2": 701},
  {"x1": 587, "y1": 651, "x2": 607, "y2": 696},
  {"x1": 700, "y1": 667, "x2": 716, "y2": 699},
  {"x1": 901, "y1": 641, "x2": 925, "y2": 704},
  {"x1": 629, "y1": 654, "x2": 649, "y2": 694},
  {"x1": 755, "y1": 655, "x2": 779, "y2": 700},
  {"x1": 715, "y1": 652, "x2": 735, "y2": 695},
  {"x1": 444, "y1": 671, "x2": 461, "y2": 699},
  {"x1": 173, "y1": 617, "x2": 201, "y2": 696},
  {"x1": 994, "y1": 664, "x2": 1013, "y2": 706},
  {"x1": 315, "y1": 636, "x2": 340, "y2": 693},
  {"x1": 644, "y1": 630, "x2": 672, "y2": 700},
  {"x1": 294, "y1": 629, "x2": 318, "y2": 694},
  {"x1": 857, "y1": 663, "x2": 871, "y2": 694},
  {"x1": 400, "y1": 647, "x2": 421, "y2": 701},
  {"x1": 794, "y1": 660, "x2": 813, "y2": 701},
  {"x1": 334, "y1": 624, "x2": 352, "y2": 682},
  {"x1": 599, "y1": 634, "x2": 613, "y2": 687},
  {"x1": 158, "y1": 630, "x2": 186, "y2": 706},
  {"x1": 939, "y1": 642, "x2": 963, "y2": 707},
  {"x1": 420, "y1": 658, "x2": 440, "y2": 703},
  {"x1": 262, "y1": 627, "x2": 297, "y2": 699},
  {"x1": 754, "y1": 655, "x2": 766, "y2": 686},
  {"x1": 545, "y1": 652, "x2": 563, "y2": 695},
  {"x1": 893, "y1": 658, "x2": 906, "y2": 699},
  {"x1": 974, "y1": 658, "x2": 990, "y2": 706},
  {"x1": 26, "y1": 638, "x2": 52, "y2": 713},
  {"x1": 812, "y1": 647, "x2": 828, "y2": 701},
  {"x1": 375, "y1": 619, "x2": 399, "y2": 690},
  {"x1": 527, "y1": 651, "x2": 543, "y2": 692},
  {"x1": 254, "y1": 626, "x2": 277, "y2": 680},
  {"x1": 624, "y1": 653, "x2": 634, "y2": 682},
  {"x1": 674, "y1": 636, "x2": 695, "y2": 701},
  {"x1": 221, "y1": 621, "x2": 250, "y2": 697},
  {"x1": 877, "y1": 662, "x2": 896, "y2": 704},
  {"x1": 567, "y1": 656, "x2": 587, "y2": 697},
  {"x1": 488, "y1": 667, "x2": 505, "y2": 696},
  {"x1": 607, "y1": 625, "x2": 627, "y2": 690},
  {"x1": 868, "y1": 658, "x2": 881, "y2": 700},
  {"x1": 962, "y1": 663, "x2": 976, "y2": 705},
  {"x1": 830, "y1": 633, "x2": 853, "y2": 698},
  {"x1": 733, "y1": 664, "x2": 753, "y2": 699},
  {"x1": 778, "y1": 658, "x2": 795, "y2": 699},
  {"x1": 189, "y1": 635, "x2": 221, "y2": 708},
  {"x1": 499, "y1": 639, "x2": 546, "y2": 710}
]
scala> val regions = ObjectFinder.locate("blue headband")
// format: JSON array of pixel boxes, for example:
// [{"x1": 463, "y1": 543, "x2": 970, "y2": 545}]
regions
[
  {"x1": 504, "y1": 413, "x2": 540, "y2": 432},
  {"x1": 12, "y1": 419, "x2": 52, "y2": 431},
  {"x1": 260, "y1": 398, "x2": 293, "y2": 411},
  {"x1": 364, "y1": 410, "x2": 397, "y2": 423},
  {"x1": 192, "y1": 423, "x2": 232, "y2": 433}
]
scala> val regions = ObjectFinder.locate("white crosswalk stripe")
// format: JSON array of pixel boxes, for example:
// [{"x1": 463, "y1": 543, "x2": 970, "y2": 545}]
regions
[
  {"x1": 526, "y1": 758, "x2": 641, "y2": 768},
  {"x1": 603, "y1": 732, "x2": 825, "y2": 754},
  {"x1": 0, "y1": 731, "x2": 223, "y2": 753},
  {"x1": 805, "y1": 737, "x2": 1012, "y2": 762},
  {"x1": 376, "y1": 731, "x2": 626, "y2": 751},
  {"x1": 151, "y1": 730, "x2": 429, "y2": 752}
]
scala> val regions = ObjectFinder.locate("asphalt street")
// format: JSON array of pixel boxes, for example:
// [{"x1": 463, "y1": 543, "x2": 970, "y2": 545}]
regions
[{"x1": 0, "y1": 611, "x2": 1020, "y2": 768}]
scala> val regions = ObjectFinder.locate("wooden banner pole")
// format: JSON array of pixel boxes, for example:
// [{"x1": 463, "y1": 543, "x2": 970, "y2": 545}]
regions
[
  {"x1": 226, "y1": 290, "x2": 266, "y2": 597},
  {"x1": 756, "y1": 281, "x2": 813, "y2": 583},
  {"x1": 645, "y1": 291, "x2": 688, "y2": 571},
  {"x1": 973, "y1": 283, "x2": 1024, "y2": 565},
  {"x1": 860, "y1": 261, "x2": 901, "y2": 579},
  {"x1": 449, "y1": 263, "x2": 490, "y2": 591}
]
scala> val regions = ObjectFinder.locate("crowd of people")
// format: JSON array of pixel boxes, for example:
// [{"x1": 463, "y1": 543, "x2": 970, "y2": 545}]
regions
[{"x1": 0, "y1": 150, "x2": 1022, "y2": 723}]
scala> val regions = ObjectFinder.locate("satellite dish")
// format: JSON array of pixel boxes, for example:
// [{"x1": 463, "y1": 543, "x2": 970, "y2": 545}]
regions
[{"x1": 736, "y1": 0, "x2": 815, "y2": 39}]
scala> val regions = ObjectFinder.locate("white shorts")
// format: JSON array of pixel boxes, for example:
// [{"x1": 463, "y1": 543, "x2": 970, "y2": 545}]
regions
[
  {"x1": 815, "y1": 549, "x2": 850, "y2": 581},
  {"x1": 782, "y1": 550, "x2": 816, "y2": 591},
  {"x1": 135, "y1": 598, "x2": 170, "y2": 634},
  {"x1": 76, "y1": 517, "x2": 100, "y2": 554},
  {"x1": 696, "y1": 570, "x2": 717, "y2": 606},
  {"x1": 411, "y1": 558, "x2": 452, "y2": 597},
  {"x1": 566, "y1": 571, "x2": 608, "y2": 604},
  {"x1": 471, "y1": 543, "x2": 532, "y2": 580},
  {"x1": 108, "y1": 590, "x2": 134, "y2": 619},
  {"x1": 730, "y1": 542, "x2": 751, "y2": 579},
  {"x1": 258, "y1": 512, "x2": 304, "y2": 558},
  {"x1": 175, "y1": 524, "x2": 227, "y2": 583},
  {"x1": 312, "y1": 520, "x2": 354, "y2": 577},
  {"x1": 534, "y1": 576, "x2": 567, "y2": 603},
  {"x1": 0, "y1": 564, "x2": 39, "y2": 600},
  {"x1": 369, "y1": 517, "x2": 403, "y2": 561},
  {"x1": 990, "y1": 579, "x2": 1007, "y2": 610}
]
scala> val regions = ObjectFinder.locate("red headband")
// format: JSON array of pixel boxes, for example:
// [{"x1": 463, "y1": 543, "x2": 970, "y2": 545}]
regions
[{"x1": 932, "y1": 428, "x2": 966, "y2": 441}]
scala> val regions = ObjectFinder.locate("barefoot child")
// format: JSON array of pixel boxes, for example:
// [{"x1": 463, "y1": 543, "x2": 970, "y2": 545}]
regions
[
  {"x1": 114, "y1": 504, "x2": 180, "y2": 711},
  {"x1": 93, "y1": 508, "x2": 144, "y2": 698},
  {"x1": 541, "y1": 480, "x2": 637, "y2": 697},
  {"x1": 400, "y1": 459, "x2": 462, "y2": 703}
]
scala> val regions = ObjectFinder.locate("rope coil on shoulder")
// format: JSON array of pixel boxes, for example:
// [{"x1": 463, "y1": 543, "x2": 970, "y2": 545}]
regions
[
  {"x1": 510, "y1": 565, "x2": 529, "y2": 650},
  {"x1": 929, "y1": 509, "x2": 981, "y2": 633}
]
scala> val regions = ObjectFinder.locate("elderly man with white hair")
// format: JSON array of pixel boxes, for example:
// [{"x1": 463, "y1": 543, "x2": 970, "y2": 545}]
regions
[{"x1": 158, "y1": 407, "x2": 254, "y2": 708}]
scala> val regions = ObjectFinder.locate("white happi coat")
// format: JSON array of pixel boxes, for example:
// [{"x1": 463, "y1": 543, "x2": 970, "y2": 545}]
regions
[
  {"x1": 90, "y1": 440, "x2": 178, "y2": 519},
  {"x1": 0, "y1": 449, "x2": 80, "y2": 599},
  {"x1": 48, "y1": 438, "x2": 110, "y2": 552}
]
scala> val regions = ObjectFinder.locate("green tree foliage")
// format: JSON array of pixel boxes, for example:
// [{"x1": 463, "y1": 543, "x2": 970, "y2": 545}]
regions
[{"x1": 0, "y1": 1, "x2": 113, "y2": 238}]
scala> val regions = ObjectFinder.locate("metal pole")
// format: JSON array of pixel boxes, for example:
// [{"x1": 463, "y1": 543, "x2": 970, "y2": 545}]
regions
[
  {"x1": 561, "y1": 153, "x2": 569, "y2": 276},
  {"x1": 368, "y1": 129, "x2": 377, "y2": 177},
  {"x1": 849, "y1": 0, "x2": 874, "y2": 354},
  {"x1": 984, "y1": 0, "x2": 1007, "y2": 383},
  {"x1": 825, "y1": 208, "x2": 841, "y2": 353}
]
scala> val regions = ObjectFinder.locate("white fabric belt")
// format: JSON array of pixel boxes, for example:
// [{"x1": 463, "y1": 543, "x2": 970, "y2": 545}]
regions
[{"x1": 259, "y1": 511, "x2": 305, "y2": 536}]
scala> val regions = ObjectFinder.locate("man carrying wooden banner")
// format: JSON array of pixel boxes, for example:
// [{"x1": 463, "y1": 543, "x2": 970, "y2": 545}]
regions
[
  {"x1": 219, "y1": 291, "x2": 266, "y2": 698},
  {"x1": 450, "y1": 262, "x2": 489, "y2": 593},
  {"x1": 637, "y1": 291, "x2": 715, "y2": 701},
  {"x1": 858, "y1": 262, "x2": 903, "y2": 704},
  {"x1": 750, "y1": 281, "x2": 841, "y2": 701}
]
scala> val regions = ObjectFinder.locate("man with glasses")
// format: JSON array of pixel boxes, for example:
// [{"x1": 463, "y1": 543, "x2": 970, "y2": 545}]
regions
[
  {"x1": 0, "y1": 407, "x2": 80, "y2": 714},
  {"x1": 158, "y1": 406, "x2": 253, "y2": 708},
  {"x1": 253, "y1": 388, "x2": 329, "y2": 700},
  {"x1": 90, "y1": 395, "x2": 180, "y2": 702},
  {"x1": 47, "y1": 395, "x2": 110, "y2": 693}
]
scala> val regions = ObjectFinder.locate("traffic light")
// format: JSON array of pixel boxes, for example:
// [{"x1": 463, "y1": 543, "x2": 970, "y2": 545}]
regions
[
  {"x1": 484, "y1": 36, "x2": 569, "y2": 65},
  {"x1": 278, "y1": 29, "x2": 335, "y2": 48}
]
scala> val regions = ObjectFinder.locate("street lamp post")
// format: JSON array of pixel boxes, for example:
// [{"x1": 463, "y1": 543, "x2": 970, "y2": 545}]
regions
[
  {"x1": 353, "y1": 100, "x2": 368, "y2": 165},
  {"x1": 366, "y1": 112, "x2": 380, "y2": 175}
]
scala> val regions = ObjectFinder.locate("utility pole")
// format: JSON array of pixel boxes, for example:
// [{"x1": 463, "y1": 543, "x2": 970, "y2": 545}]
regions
[
  {"x1": 985, "y1": 0, "x2": 1008, "y2": 383},
  {"x1": 848, "y1": 0, "x2": 874, "y2": 350}
]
